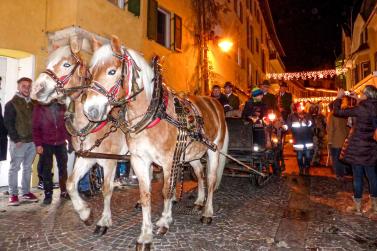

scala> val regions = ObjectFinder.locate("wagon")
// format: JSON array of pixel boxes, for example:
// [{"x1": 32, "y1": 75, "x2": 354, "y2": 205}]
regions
[{"x1": 224, "y1": 115, "x2": 285, "y2": 186}]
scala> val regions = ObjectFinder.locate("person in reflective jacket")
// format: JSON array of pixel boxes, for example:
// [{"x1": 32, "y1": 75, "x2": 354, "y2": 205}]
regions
[{"x1": 285, "y1": 102, "x2": 314, "y2": 176}]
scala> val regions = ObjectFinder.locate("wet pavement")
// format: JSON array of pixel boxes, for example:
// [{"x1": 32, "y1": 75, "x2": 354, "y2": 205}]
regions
[{"x1": 0, "y1": 147, "x2": 377, "y2": 250}]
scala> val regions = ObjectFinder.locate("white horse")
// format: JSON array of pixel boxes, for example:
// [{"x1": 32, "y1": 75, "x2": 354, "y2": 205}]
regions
[
  {"x1": 82, "y1": 36, "x2": 228, "y2": 250},
  {"x1": 31, "y1": 37, "x2": 127, "y2": 235}
]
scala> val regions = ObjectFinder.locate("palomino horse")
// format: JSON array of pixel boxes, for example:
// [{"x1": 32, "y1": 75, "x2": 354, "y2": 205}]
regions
[
  {"x1": 31, "y1": 37, "x2": 128, "y2": 235},
  {"x1": 83, "y1": 36, "x2": 228, "y2": 249}
]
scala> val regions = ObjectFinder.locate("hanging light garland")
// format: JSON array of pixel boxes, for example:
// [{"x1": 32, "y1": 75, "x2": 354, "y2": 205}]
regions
[{"x1": 266, "y1": 68, "x2": 348, "y2": 81}]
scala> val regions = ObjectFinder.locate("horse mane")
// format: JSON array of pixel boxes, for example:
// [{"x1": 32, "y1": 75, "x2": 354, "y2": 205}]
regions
[
  {"x1": 90, "y1": 44, "x2": 154, "y2": 101},
  {"x1": 47, "y1": 46, "x2": 71, "y2": 70}
]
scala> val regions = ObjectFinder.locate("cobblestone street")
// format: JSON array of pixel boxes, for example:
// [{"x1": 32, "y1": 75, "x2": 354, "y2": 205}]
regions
[{"x1": 0, "y1": 149, "x2": 377, "y2": 251}]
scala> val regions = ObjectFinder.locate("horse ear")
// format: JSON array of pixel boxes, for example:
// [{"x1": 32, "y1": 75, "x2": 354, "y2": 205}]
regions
[
  {"x1": 69, "y1": 36, "x2": 82, "y2": 54},
  {"x1": 91, "y1": 35, "x2": 102, "y2": 52},
  {"x1": 110, "y1": 35, "x2": 122, "y2": 54}
]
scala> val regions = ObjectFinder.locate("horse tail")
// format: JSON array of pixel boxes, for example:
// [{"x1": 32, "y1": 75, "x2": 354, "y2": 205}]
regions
[{"x1": 215, "y1": 124, "x2": 229, "y2": 190}]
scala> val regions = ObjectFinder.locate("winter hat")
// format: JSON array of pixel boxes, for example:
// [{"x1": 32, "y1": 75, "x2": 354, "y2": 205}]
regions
[{"x1": 251, "y1": 87, "x2": 263, "y2": 97}]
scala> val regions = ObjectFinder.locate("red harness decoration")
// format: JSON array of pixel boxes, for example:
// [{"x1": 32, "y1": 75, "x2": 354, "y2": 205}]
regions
[
  {"x1": 146, "y1": 92, "x2": 169, "y2": 129},
  {"x1": 90, "y1": 121, "x2": 108, "y2": 133}
]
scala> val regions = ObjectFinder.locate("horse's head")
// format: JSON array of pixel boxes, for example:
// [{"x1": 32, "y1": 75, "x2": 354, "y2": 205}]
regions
[
  {"x1": 31, "y1": 36, "x2": 88, "y2": 104},
  {"x1": 84, "y1": 35, "x2": 150, "y2": 122}
]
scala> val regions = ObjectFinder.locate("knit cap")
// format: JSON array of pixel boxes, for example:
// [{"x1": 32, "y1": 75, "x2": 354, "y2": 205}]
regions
[{"x1": 251, "y1": 87, "x2": 263, "y2": 97}]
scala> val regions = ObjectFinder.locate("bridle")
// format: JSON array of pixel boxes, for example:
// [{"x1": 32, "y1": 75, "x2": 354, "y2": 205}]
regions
[
  {"x1": 43, "y1": 51, "x2": 91, "y2": 95},
  {"x1": 88, "y1": 47, "x2": 143, "y2": 106}
]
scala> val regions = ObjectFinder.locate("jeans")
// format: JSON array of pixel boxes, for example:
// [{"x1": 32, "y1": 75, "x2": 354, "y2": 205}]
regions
[
  {"x1": 296, "y1": 149, "x2": 312, "y2": 171},
  {"x1": 8, "y1": 141, "x2": 36, "y2": 195},
  {"x1": 352, "y1": 165, "x2": 377, "y2": 199},
  {"x1": 40, "y1": 144, "x2": 68, "y2": 197}
]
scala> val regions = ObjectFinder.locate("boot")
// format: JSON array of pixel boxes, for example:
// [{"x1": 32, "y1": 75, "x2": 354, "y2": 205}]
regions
[
  {"x1": 346, "y1": 197, "x2": 362, "y2": 215},
  {"x1": 366, "y1": 197, "x2": 377, "y2": 215},
  {"x1": 372, "y1": 197, "x2": 377, "y2": 213}
]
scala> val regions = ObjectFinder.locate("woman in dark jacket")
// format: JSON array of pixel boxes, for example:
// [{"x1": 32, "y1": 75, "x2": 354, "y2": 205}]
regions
[{"x1": 333, "y1": 85, "x2": 377, "y2": 215}]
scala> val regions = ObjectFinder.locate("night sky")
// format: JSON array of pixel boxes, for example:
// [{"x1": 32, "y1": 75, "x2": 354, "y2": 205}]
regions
[{"x1": 269, "y1": 0, "x2": 362, "y2": 72}]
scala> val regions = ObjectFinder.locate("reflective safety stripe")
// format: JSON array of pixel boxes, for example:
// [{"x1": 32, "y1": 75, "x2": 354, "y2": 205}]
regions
[
  {"x1": 293, "y1": 144, "x2": 304, "y2": 149},
  {"x1": 305, "y1": 143, "x2": 314, "y2": 148},
  {"x1": 292, "y1": 122, "x2": 301, "y2": 128}
]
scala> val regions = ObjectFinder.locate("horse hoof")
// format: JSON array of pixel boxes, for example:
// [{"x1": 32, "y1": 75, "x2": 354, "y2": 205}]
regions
[
  {"x1": 83, "y1": 213, "x2": 94, "y2": 226},
  {"x1": 93, "y1": 225, "x2": 108, "y2": 236},
  {"x1": 135, "y1": 202, "x2": 142, "y2": 210},
  {"x1": 136, "y1": 242, "x2": 151, "y2": 251},
  {"x1": 157, "y1": 226, "x2": 168, "y2": 235},
  {"x1": 200, "y1": 216, "x2": 212, "y2": 225}
]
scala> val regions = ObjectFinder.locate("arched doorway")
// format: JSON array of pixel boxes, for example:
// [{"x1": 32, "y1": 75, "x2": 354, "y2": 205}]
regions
[{"x1": 0, "y1": 49, "x2": 35, "y2": 187}]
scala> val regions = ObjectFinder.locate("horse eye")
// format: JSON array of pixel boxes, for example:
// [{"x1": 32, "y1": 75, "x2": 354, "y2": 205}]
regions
[
  {"x1": 108, "y1": 69, "x2": 116, "y2": 76},
  {"x1": 63, "y1": 63, "x2": 71, "y2": 68}
]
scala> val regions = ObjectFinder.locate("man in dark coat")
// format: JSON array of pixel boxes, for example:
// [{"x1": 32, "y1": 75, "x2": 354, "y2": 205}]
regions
[
  {"x1": 260, "y1": 80, "x2": 277, "y2": 112},
  {"x1": 276, "y1": 82, "x2": 293, "y2": 122},
  {"x1": 210, "y1": 85, "x2": 231, "y2": 112},
  {"x1": 334, "y1": 86, "x2": 377, "y2": 215},
  {"x1": 0, "y1": 77, "x2": 8, "y2": 161},
  {"x1": 223, "y1": 82, "x2": 240, "y2": 111}
]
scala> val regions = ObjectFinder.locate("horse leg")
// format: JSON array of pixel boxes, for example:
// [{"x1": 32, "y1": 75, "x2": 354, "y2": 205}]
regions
[
  {"x1": 132, "y1": 156, "x2": 153, "y2": 250},
  {"x1": 67, "y1": 157, "x2": 95, "y2": 224},
  {"x1": 156, "y1": 162, "x2": 175, "y2": 235},
  {"x1": 190, "y1": 160, "x2": 205, "y2": 211},
  {"x1": 201, "y1": 150, "x2": 219, "y2": 224},
  {"x1": 93, "y1": 159, "x2": 117, "y2": 236}
]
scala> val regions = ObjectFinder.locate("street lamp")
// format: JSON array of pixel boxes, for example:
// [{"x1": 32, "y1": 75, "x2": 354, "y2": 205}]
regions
[{"x1": 218, "y1": 38, "x2": 233, "y2": 52}]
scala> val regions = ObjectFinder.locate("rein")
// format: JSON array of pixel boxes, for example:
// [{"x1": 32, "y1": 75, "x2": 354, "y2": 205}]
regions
[
  {"x1": 87, "y1": 47, "x2": 143, "y2": 106},
  {"x1": 43, "y1": 52, "x2": 91, "y2": 95}
]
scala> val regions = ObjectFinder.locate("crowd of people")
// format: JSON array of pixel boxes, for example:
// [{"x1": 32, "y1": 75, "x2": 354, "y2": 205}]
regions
[
  {"x1": 211, "y1": 80, "x2": 377, "y2": 215},
  {"x1": 0, "y1": 76, "x2": 376, "y2": 216}
]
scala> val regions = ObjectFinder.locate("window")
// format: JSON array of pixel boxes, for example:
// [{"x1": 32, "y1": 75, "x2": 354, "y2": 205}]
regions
[
  {"x1": 250, "y1": 25, "x2": 254, "y2": 53},
  {"x1": 256, "y1": 38, "x2": 259, "y2": 53},
  {"x1": 128, "y1": 0, "x2": 140, "y2": 16},
  {"x1": 246, "y1": 19, "x2": 250, "y2": 49},
  {"x1": 256, "y1": 9, "x2": 260, "y2": 23},
  {"x1": 354, "y1": 65, "x2": 359, "y2": 84},
  {"x1": 234, "y1": 0, "x2": 238, "y2": 12},
  {"x1": 157, "y1": 8, "x2": 171, "y2": 48},
  {"x1": 107, "y1": 0, "x2": 124, "y2": 9},
  {"x1": 147, "y1": 0, "x2": 181, "y2": 51},
  {"x1": 261, "y1": 51, "x2": 266, "y2": 73},
  {"x1": 239, "y1": 2, "x2": 243, "y2": 23},
  {"x1": 361, "y1": 61, "x2": 371, "y2": 79},
  {"x1": 174, "y1": 15, "x2": 182, "y2": 51},
  {"x1": 360, "y1": 29, "x2": 368, "y2": 44}
]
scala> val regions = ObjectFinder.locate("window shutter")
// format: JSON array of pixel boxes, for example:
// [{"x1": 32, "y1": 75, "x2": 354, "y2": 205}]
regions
[
  {"x1": 128, "y1": 0, "x2": 140, "y2": 16},
  {"x1": 147, "y1": 0, "x2": 158, "y2": 40},
  {"x1": 174, "y1": 14, "x2": 182, "y2": 51}
]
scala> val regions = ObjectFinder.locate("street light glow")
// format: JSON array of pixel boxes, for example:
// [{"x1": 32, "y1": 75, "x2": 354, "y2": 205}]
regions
[{"x1": 218, "y1": 39, "x2": 233, "y2": 52}]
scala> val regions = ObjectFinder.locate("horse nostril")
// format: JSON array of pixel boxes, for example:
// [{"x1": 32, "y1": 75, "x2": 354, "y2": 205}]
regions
[{"x1": 88, "y1": 107, "x2": 99, "y2": 119}]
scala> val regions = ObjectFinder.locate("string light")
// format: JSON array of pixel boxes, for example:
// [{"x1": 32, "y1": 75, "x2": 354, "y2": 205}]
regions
[{"x1": 266, "y1": 68, "x2": 348, "y2": 81}]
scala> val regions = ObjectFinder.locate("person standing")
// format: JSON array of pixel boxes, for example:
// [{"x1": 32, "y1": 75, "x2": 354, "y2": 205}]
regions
[
  {"x1": 327, "y1": 101, "x2": 349, "y2": 180},
  {"x1": 32, "y1": 101, "x2": 70, "y2": 204},
  {"x1": 277, "y1": 82, "x2": 293, "y2": 122},
  {"x1": 0, "y1": 77, "x2": 8, "y2": 161},
  {"x1": 260, "y1": 80, "x2": 278, "y2": 112},
  {"x1": 333, "y1": 86, "x2": 377, "y2": 215},
  {"x1": 210, "y1": 85, "x2": 231, "y2": 112},
  {"x1": 310, "y1": 104, "x2": 327, "y2": 166},
  {"x1": 4, "y1": 77, "x2": 38, "y2": 206},
  {"x1": 285, "y1": 102, "x2": 314, "y2": 176},
  {"x1": 223, "y1": 82, "x2": 240, "y2": 111}
]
